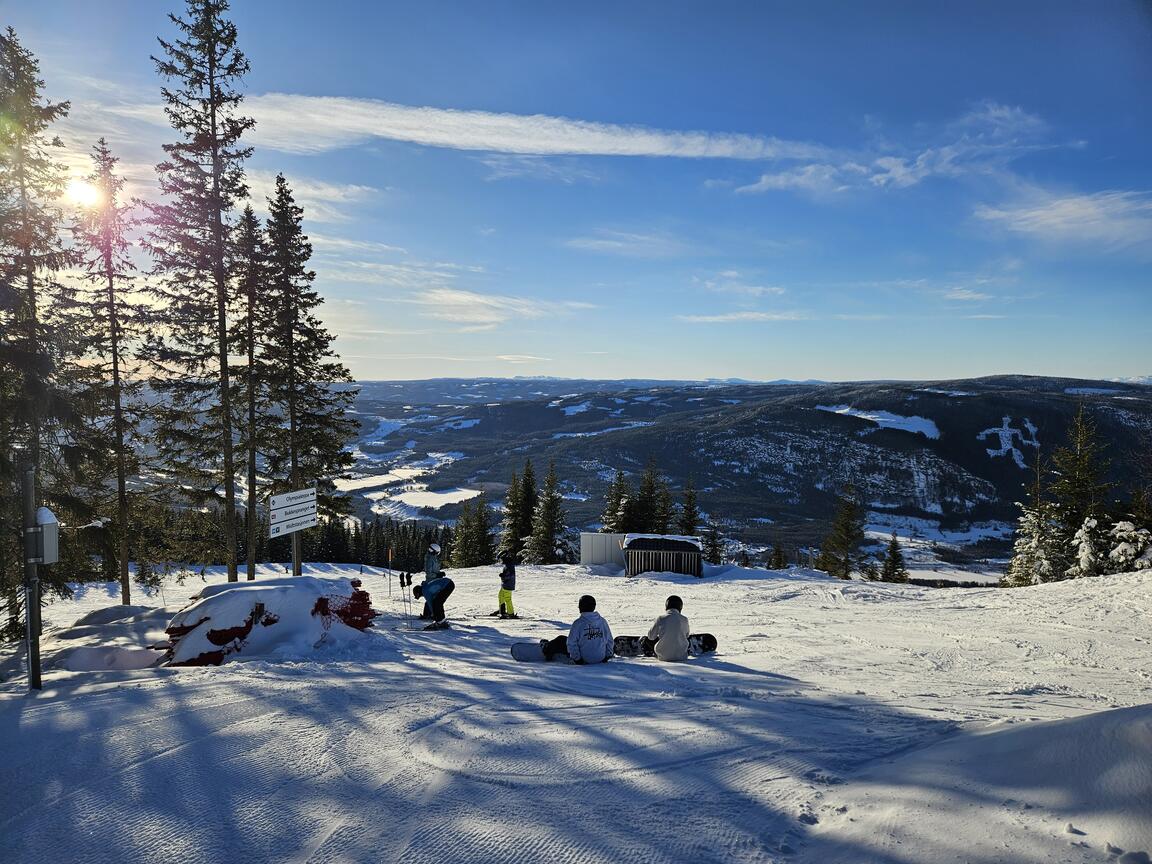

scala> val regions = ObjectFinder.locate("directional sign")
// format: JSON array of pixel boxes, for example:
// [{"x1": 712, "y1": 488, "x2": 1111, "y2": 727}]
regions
[
  {"x1": 270, "y1": 500, "x2": 317, "y2": 525},
  {"x1": 268, "y1": 487, "x2": 318, "y2": 538},
  {"x1": 270, "y1": 487, "x2": 316, "y2": 511},
  {"x1": 269, "y1": 511, "x2": 319, "y2": 538}
]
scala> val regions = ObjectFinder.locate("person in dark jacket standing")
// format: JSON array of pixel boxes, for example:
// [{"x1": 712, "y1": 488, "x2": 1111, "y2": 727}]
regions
[{"x1": 496, "y1": 554, "x2": 517, "y2": 618}]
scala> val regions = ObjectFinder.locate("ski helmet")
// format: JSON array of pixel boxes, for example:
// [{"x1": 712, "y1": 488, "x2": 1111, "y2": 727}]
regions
[{"x1": 429, "y1": 543, "x2": 441, "y2": 554}]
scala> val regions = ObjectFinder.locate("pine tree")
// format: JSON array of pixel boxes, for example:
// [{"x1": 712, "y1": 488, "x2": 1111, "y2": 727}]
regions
[
  {"x1": 142, "y1": 0, "x2": 254, "y2": 582},
  {"x1": 522, "y1": 462, "x2": 574, "y2": 564},
  {"x1": 819, "y1": 490, "x2": 865, "y2": 580},
  {"x1": 259, "y1": 174, "x2": 358, "y2": 574},
  {"x1": 600, "y1": 469, "x2": 627, "y2": 533},
  {"x1": 0, "y1": 28, "x2": 84, "y2": 636},
  {"x1": 879, "y1": 531, "x2": 909, "y2": 583},
  {"x1": 497, "y1": 470, "x2": 524, "y2": 559},
  {"x1": 71, "y1": 138, "x2": 147, "y2": 603},
  {"x1": 1107, "y1": 521, "x2": 1152, "y2": 572},
  {"x1": 452, "y1": 495, "x2": 495, "y2": 568},
  {"x1": 676, "y1": 478, "x2": 700, "y2": 536},
  {"x1": 231, "y1": 205, "x2": 266, "y2": 580},
  {"x1": 654, "y1": 479, "x2": 674, "y2": 535},
  {"x1": 516, "y1": 459, "x2": 538, "y2": 557},
  {"x1": 1048, "y1": 403, "x2": 1111, "y2": 574},
  {"x1": 1003, "y1": 461, "x2": 1060, "y2": 586},
  {"x1": 1065, "y1": 516, "x2": 1107, "y2": 579},
  {"x1": 702, "y1": 521, "x2": 724, "y2": 565},
  {"x1": 634, "y1": 458, "x2": 661, "y2": 533},
  {"x1": 768, "y1": 545, "x2": 788, "y2": 570}
]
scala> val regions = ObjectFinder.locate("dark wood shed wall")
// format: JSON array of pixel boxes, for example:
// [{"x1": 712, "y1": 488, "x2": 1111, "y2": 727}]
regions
[{"x1": 625, "y1": 548, "x2": 703, "y2": 578}]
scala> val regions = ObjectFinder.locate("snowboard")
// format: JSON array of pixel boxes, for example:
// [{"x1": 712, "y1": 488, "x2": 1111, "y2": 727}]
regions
[
  {"x1": 612, "y1": 633, "x2": 718, "y2": 658},
  {"x1": 510, "y1": 642, "x2": 574, "y2": 663}
]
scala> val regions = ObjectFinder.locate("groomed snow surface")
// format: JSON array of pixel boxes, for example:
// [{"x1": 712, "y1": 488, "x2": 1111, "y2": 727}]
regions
[{"x1": 3, "y1": 563, "x2": 1151, "y2": 864}]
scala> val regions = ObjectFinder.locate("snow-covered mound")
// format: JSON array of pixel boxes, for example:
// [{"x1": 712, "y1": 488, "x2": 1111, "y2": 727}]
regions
[{"x1": 165, "y1": 575, "x2": 377, "y2": 666}]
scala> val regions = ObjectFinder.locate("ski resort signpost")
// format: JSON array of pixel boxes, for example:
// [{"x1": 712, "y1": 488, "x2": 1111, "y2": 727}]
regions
[{"x1": 270, "y1": 487, "x2": 317, "y2": 577}]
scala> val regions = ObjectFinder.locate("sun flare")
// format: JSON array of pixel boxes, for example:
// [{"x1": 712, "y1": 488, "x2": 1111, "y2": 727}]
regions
[{"x1": 66, "y1": 178, "x2": 103, "y2": 208}]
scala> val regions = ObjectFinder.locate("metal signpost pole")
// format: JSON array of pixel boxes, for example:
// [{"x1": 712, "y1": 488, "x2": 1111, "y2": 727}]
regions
[{"x1": 22, "y1": 464, "x2": 42, "y2": 691}]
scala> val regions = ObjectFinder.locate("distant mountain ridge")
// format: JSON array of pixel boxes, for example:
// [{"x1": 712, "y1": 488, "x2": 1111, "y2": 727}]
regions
[{"x1": 346, "y1": 375, "x2": 1152, "y2": 543}]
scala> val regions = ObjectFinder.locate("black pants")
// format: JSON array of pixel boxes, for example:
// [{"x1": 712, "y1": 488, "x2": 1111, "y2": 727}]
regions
[
  {"x1": 427, "y1": 582, "x2": 454, "y2": 622},
  {"x1": 541, "y1": 634, "x2": 569, "y2": 659}
]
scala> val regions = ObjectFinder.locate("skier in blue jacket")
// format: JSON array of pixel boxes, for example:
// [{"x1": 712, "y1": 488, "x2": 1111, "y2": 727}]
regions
[
  {"x1": 540, "y1": 595, "x2": 613, "y2": 663},
  {"x1": 413, "y1": 574, "x2": 454, "y2": 630}
]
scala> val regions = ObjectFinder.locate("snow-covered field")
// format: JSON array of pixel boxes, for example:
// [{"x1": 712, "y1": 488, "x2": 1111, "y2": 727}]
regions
[{"x1": 3, "y1": 563, "x2": 1151, "y2": 864}]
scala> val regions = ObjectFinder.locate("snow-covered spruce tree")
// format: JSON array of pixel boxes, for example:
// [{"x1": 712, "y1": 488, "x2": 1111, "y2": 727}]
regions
[
  {"x1": 71, "y1": 138, "x2": 149, "y2": 603},
  {"x1": 1047, "y1": 404, "x2": 1111, "y2": 576},
  {"x1": 818, "y1": 490, "x2": 865, "y2": 580},
  {"x1": 600, "y1": 468, "x2": 627, "y2": 533},
  {"x1": 702, "y1": 521, "x2": 724, "y2": 565},
  {"x1": 879, "y1": 531, "x2": 909, "y2": 583},
  {"x1": 1065, "y1": 516, "x2": 1108, "y2": 579},
  {"x1": 634, "y1": 458, "x2": 661, "y2": 533},
  {"x1": 676, "y1": 478, "x2": 700, "y2": 536},
  {"x1": 522, "y1": 462, "x2": 575, "y2": 564},
  {"x1": 259, "y1": 174, "x2": 358, "y2": 574},
  {"x1": 230, "y1": 205, "x2": 267, "y2": 580},
  {"x1": 654, "y1": 479, "x2": 674, "y2": 535},
  {"x1": 142, "y1": 0, "x2": 253, "y2": 582},
  {"x1": 496, "y1": 470, "x2": 524, "y2": 559},
  {"x1": 1107, "y1": 521, "x2": 1152, "y2": 573},
  {"x1": 0, "y1": 29, "x2": 96, "y2": 636}
]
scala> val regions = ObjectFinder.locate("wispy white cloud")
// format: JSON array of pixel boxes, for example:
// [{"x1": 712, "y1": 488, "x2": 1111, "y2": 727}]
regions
[
  {"x1": 496, "y1": 354, "x2": 552, "y2": 363},
  {"x1": 696, "y1": 271, "x2": 786, "y2": 297},
  {"x1": 245, "y1": 170, "x2": 381, "y2": 224},
  {"x1": 103, "y1": 91, "x2": 832, "y2": 161},
  {"x1": 478, "y1": 154, "x2": 600, "y2": 183},
  {"x1": 736, "y1": 101, "x2": 1056, "y2": 197},
  {"x1": 404, "y1": 288, "x2": 595, "y2": 328},
  {"x1": 678, "y1": 310, "x2": 808, "y2": 323},
  {"x1": 310, "y1": 235, "x2": 408, "y2": 256},
  {"x1": 943, "y1": 287, "x2": 993, "y2": 302},
  {"x1": 564, "y1": 229, "x2": 692, "y2": 258},
  {"x1": 975, "y1": 189, "x2": 1152, "y2": 252}
]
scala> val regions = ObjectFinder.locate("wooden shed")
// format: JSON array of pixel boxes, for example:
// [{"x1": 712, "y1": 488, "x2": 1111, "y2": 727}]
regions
[{"x1": 623, "y1": 534, "x2": 704, "y2": 578}]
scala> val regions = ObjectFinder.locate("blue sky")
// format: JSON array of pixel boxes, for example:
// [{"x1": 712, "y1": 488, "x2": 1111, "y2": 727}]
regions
[{"x1": 10, "y1": 0, "x2": 1152, "y2": 381}]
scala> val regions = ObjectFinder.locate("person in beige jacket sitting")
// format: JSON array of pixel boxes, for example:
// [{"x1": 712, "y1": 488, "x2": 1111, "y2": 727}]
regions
[{"x1": 644, "y1": 595, "x2": 691, "y2": 662}]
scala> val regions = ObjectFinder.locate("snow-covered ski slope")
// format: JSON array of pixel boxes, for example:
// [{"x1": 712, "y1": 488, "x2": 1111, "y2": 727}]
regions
[{"x1": 2, "y1": 563, "x2": 1150, "y2": 864}]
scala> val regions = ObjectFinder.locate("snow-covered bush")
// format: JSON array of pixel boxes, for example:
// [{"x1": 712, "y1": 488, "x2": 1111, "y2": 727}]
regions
[
  {"x1": 1108, "y1": 521, "x2": 1152, "y2": 573},
  {"x1": 1065, "y1": 516, "x2": 1106, "y2": 579}
]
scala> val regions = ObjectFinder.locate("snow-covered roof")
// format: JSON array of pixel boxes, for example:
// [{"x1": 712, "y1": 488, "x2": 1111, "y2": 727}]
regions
[{"x1": 622, "y1": 533, "x2": 703, "y2": 550}]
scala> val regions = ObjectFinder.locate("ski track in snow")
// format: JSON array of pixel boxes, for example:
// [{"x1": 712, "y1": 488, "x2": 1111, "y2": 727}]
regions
[{"x1": 2, "y1": 563, "x2": 1151, "y2": 863}]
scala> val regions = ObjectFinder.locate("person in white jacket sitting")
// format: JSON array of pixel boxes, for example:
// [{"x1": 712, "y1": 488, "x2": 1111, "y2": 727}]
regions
[
  {"x1": 540, "y1": 595, "x2": 614, "y2": 663},
  {"x1": 643, "y1": 595, "x2": 690, "y2": 662}
]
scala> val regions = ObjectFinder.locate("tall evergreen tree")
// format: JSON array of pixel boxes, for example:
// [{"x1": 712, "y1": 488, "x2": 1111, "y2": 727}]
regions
[
  {"x1": 634, "y1": 458, "x2": 661, "y2": 533},
  {"x1": 676, "y1": 478, "x2": 700, "y2": 536},
  {"x1": 1003, "y1": 459, "x2": 1061, "y2": 587},
  {"x1": 259, "y1": 174, "x2": 358, "y2": 574},
  {"x1": 72, "y1": 138, "x2": 147, "y2": 603},
  {"x1": 452, "y1": 494, "x2": 496, "y2": 568},
  {"x1": 142, "y1": 0, "x2": 254, "y2": 581},
  {"x1": 0, "y1": 28, "x2": 83, "y2": 636},
  {"x1": 702, "y1": 521, "x2": 724, "y2": 565},
  {"x1": 600, "y1": 469, "x2": 627, "y2": 533},
  {"x1": 768, "y1": 545, "x2": 788, "y2": 570},
  {"x1": 231, "y1": 205, "x2": 266, "y2": 580},
  {"x1": 653, "y1": 479, "x2": 674, "y2": 535},
  {"x1": 497, "y1": 470, "x2": 523, "y2": 559},
  {"x1": 1049, "y1": 404, "x2": 1111, "y2": 568},
  {"x1": 516, "y1": 459, "x2": 538, "y2": 557},
  {"x1": 818, "y1": 489, "x2": 865, "y2": 580},
  {"x1": 522, "y1": 462, "x2": 575, "y2": 564},
  {"x1": 879, "y1": 531, "x2": 909, "y2": 583}
]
